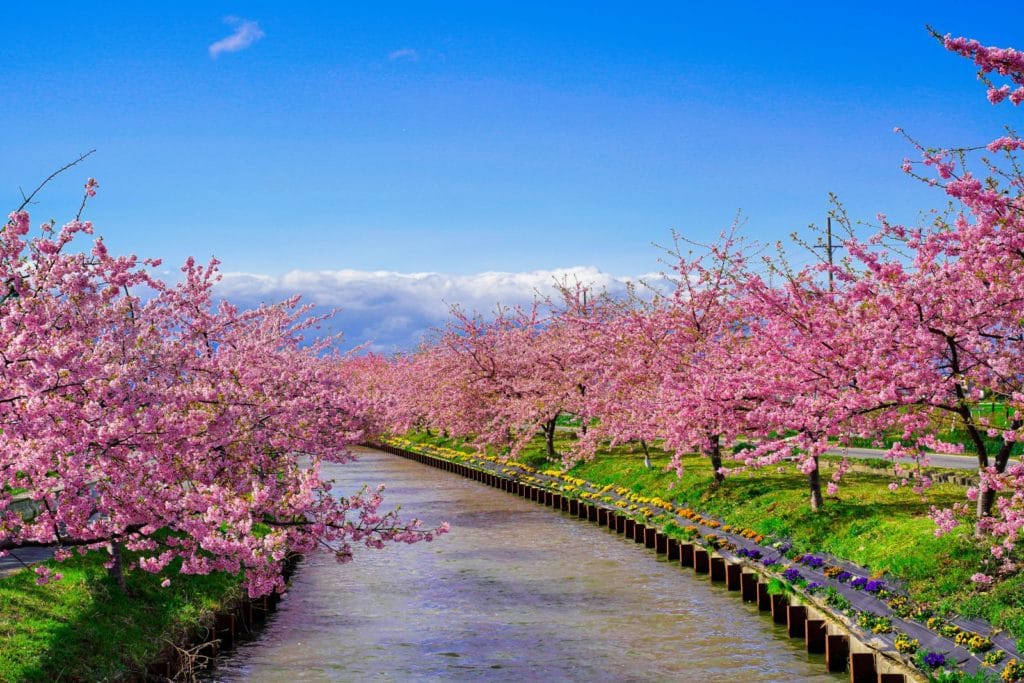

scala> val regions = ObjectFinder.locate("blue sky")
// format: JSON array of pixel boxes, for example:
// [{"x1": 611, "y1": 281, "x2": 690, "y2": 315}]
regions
[{"x1": 3, "y1": 2, "x2": 1023, "y2": 349}]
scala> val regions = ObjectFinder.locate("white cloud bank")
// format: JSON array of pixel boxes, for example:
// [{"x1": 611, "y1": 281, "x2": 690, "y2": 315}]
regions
[
  {"x1": 216, "y1": 266, "x2": 668, "y2": 352},
  {"x1": 209, "y1": 17, "x2": 265, "y2": 58}
]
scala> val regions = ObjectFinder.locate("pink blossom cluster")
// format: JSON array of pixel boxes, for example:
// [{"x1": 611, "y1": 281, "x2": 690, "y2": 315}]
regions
[{"x1": 943, "y1": 33, "x2": 1024, "y2": 105}]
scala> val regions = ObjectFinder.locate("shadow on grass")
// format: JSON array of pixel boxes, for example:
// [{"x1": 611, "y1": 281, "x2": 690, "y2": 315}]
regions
[{"x1": 0, "y1": 552, "x2": 240, "y2": 681}]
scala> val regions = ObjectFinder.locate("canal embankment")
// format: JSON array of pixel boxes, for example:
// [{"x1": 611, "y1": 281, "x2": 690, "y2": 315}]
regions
[{"x1": 377, "y1": 434, "x2": 1024, "y2": 682}]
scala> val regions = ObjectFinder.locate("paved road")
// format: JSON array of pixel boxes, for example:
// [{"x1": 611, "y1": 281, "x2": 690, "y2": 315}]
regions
[
  {"x1": 827, "y1": 446, "x2": 979, "y2": 471},
  {"x1": 556, "y1": 425, "x2": 983, "y2": 471},
  {"x1": 0, "y1": 546, "x2": 54, "y2": 577}
]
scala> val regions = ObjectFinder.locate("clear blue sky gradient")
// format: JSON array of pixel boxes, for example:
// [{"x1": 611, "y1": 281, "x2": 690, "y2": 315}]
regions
[{"x1": 4, "y1": 2, "x2": 1023, "y2": 279}]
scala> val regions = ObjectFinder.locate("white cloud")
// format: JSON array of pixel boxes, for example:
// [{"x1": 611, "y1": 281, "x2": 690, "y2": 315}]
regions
[
  {"x1": 215, "y1": 266, "x2": 669, "y2": 352},
  {"x1": 209, "y1": 17, "x2": 265, "y2": 58},
  {"x1": 387, "y1": 48, "x2": 419, "y2": 62}
]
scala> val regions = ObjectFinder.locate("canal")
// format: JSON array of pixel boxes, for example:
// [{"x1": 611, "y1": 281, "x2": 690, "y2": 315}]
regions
[{"x1": 212, "y1": 446, "x2": 841, "y2": 681}]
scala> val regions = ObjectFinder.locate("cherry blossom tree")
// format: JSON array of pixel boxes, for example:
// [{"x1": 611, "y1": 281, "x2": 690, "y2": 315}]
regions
[
  {"x1": 655, "y1": 231, "x2": 760, "y2": 486},
  {"x1": 571, "y1": 298, "x2": 671, "y2": 468},
  {"x1": 827, "y1": 30, "x2": 1024, "y2": 552},
  {"x1": 0, "y1": 178, "x2": 444, "y2": 596}
]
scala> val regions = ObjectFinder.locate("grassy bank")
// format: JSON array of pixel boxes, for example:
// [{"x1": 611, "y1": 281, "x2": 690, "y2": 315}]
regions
[
  {"x1": 0, "y1": 552, "x2": 242, "y2": 681},
  {"x1": 403, "y1": 430, "x2": 1024, "y2": 644}
]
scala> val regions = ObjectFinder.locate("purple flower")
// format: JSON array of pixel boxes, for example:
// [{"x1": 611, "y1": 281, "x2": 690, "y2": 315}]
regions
[
  {"x1": 835, "y1": 571, "x2": 852, "y2": 583},
  {"x1": 800, "y1": 554, "x2": 825, "y2": 568},
  {"x1": 782, "y1": 567, "x2": 803, "y2": 582},
  {"x1": 807, "y1": 581, "x2": 824, "y2": 592},
  {"x1": 922, "y1": 651, "x2": 946, "y2": 668},
  {"x1": 738, "y1": 548, "x2": 762, "y2": 560},
  {"x1": 864, "y1": 580, "x2": 885, "y2": 594},
  {"x1": 850, "y1": 576, "x2": 868, "y2": 590}
]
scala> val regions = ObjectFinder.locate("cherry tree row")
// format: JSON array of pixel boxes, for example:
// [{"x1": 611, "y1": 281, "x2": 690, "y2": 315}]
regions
[{"x1": 354, "y1": 31, "x2": 1024, "y2": 572}]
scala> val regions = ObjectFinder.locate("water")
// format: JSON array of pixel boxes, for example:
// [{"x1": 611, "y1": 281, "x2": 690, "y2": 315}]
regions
[{"x1": 213, "y1": 447, "x2": 841, "y2": 682}]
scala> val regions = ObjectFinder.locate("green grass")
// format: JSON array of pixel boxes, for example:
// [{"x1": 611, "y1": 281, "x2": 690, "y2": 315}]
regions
[
  {"x1": 0, "y1": 551, "x2": 242, "y2": 681},
  {"x1": 404, "y1": 429, "x2": 1023, "y2": 639}
]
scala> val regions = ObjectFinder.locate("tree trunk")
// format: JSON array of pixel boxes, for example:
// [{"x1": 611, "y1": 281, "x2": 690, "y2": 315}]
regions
[
  {"x1": 978, "y1": 423, "x2": 1024, "y2": 532},
  {"x1": 705, "y1": 434, "x2": 724, "y2": 485},
  {"x1": 577, "y1": 385, "x2": 588, "y2": 435},
  {"x1": 640, "y1": 439, "x2": 651, "y2": 469},
  {"x1": 977, "y1": 485, "x2": 996, "y2": 527},
  {"x1": 108, "y1": 542, "x2": 128, "y2": 594},
  {"x1": 954, "y1": 413, "x2": 994, "y2": 533},
  {"x1": 543, "y1": 417, "x2": 558, "y2": 460},
  {"x1": 808, "y1": 457, "x2": 823, "y2": 512},
  {"x1": 951, "y1": 385, "x2": 1022, "y2": 527}
]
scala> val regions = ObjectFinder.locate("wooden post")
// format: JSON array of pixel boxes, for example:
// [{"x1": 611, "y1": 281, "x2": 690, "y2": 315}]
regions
[
  {"x1": 709, "y1": 556, "x2": 726, "y2": 582},
  {"x1": 849, "y1": 652, "x2": 876, "y2": 683},
  {"x1": 770, "y1": 594, "x2": 788, "y2": 624},
  {"x1": 825, "y1": 634, "x2": 849, "y2": 673},
  {"x1": 805, "y1": 619, "x2": 826, "y2": 654},
  {"x1": 634, "y1": 524, "x2": 647, "y2": 543},
  {"x1": 238, "y1": 599, "x2": 254, "y2": 633},
  {"x1": 693, "y1": 548, "x2": 710, "y2": 573},
  {"x1": 667, "y1": 537, "x2": 680, "y2": 561},
  {"x1": 215, "y1": 613, "x2": 235, "y2": 648},
  {"x1": 680, "y1": 543, "x2": 695, "y2": 568},
  {"x1": 655, "y1": 532, "x2": 668, "y2": 555},
  {"x1": 644, "y1": 527, "x2": 657, "y2": 549},
  {"x1": 725, "y1": 563, "x2": 742, "y2": 591},
  {"x1": 786, "y1": 604, "x2": 806, "y2": 638},
  {"x1": 740, "y1": 572, "x2": 758, "y2": 602},
  {"x1": 254, "y1": 596, "x2": 269, "y2": 623}
]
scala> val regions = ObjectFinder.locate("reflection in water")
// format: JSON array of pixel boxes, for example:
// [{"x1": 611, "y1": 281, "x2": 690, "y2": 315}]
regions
[{"x1": 213, "y1": 447, "x2": 841, "y2": 682}]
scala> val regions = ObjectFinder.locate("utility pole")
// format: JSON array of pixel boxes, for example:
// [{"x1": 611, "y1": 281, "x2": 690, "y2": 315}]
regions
[
  {"x1": 826, "y1": 216, "x2": 834, "y2": 293},
  {"x1": 814, "y1": 216, "x2": 841, "y2": 293}
]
